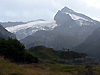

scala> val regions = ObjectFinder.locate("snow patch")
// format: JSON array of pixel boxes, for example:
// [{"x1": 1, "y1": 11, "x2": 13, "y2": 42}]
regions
[
  {"x1": 6, "y1": 20, "x2": 57, "y2": 33},
  {"x1": 66, "y1": 13, "x2": 88, "y2": 21}
]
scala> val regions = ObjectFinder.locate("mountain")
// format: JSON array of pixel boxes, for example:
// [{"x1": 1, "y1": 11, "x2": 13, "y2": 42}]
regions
[
  {"x1": 1, "y1": 21, "x2": 25, "y2": 28},
  {"x1": 0, "y1": 24, "x2": 16, "y2": 39},
  {"x1": 20, "y1": 7, "x2": 100, "y2": 50},
  {"x1": 54, "y1": 6, "x2": 100, "y2": 41},
  {"x1": 21, "y1": 30, "x2": 80, "y2": 49},
  {"x1": 5, "y1": 7, "x2": 100, "y2": 41},
  {"x1": 3, "y1": 6, "x2": 100, "y2": 50},
  {"x1": 73, "y1": 27, "x2": 100, "y2": 60},
  {"x1": 5, "y1": 20, "x2": 57, "y2": 39}
]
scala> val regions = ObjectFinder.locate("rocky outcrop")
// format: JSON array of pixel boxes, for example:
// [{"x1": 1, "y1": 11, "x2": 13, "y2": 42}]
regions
[{"x1": 57, "y1": 56, "x2": 100, "y2": 65}]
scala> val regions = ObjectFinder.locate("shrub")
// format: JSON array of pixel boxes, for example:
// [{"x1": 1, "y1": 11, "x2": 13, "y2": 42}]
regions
[
  {"x1": 24, "y1": 51, "x2": 38, "y2": 63},
  {"x1": 0, "y1": 38, "x2": 38, "y2": 63}
]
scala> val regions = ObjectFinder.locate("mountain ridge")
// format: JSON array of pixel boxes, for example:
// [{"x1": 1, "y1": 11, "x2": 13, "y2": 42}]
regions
[
  {"x1": 0, "y1": 24, "x2": 16, "y2": 39},
  {"x1": 5, "y1": 20, "x2": 57, "y2": 39},
  {"x1": 20, "y1": 7, "x2": 100, "y2": 50},
  {"x1": 1, "y1": 6, "x2": 100, "y2": 50},
  {"x1": 72, "y1": 27, "x2": 100, "y2": 60}
]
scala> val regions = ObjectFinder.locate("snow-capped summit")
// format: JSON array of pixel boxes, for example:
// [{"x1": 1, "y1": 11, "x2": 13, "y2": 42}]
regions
[
  {"x1": 55, "y1": 7, "x2": 98, "y2": 26},
  {"x1": 4, "y1": 6, "x2": 100, "y2": 42},
  {"x1": 61, "y1": 6, "x2": 92, "y2": 21},
  {"x1": 66, "y1": 12, "x2": 88, "y2": 21},
  {"x1": 61, "y1": 6, "x2": 74, "y2": 13},
  {"x1": 54, "y1": 6, "x2": 100, "y2": 42}
]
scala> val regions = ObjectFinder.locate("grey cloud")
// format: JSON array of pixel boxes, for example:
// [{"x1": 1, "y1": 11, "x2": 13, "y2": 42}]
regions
[{"x1": 0, "y1": 0, "x2": 100, "y2": 22}]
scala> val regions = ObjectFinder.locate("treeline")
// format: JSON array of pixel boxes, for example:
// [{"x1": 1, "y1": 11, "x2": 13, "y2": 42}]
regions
[{"x1": 0, "y1": 38, "x2": 38, "y2": 63}]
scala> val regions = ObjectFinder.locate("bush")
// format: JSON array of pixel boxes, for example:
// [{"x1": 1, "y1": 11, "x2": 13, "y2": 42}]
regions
[
  {"x1": 0, "y1": 38, "x2": 38, "y2": 63},
  {"x1": 24, "y1": 51, "x2": 38, "y2": 63}
]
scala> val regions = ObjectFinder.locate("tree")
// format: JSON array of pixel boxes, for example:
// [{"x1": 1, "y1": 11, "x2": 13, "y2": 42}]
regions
[{"x1": 0, "y1": 37, "x2": 38, "y2": 63}]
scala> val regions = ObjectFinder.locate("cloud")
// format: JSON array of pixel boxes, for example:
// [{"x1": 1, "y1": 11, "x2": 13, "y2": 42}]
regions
[
  {"x1": 81, "y1": 0, "x2": 100, "y2": 8},
  {"x1": 0, "y1": 0, "x2": 100, "y2": 22},
  {"x1": 0, "y1": 0, "x2": 67, "y2": 21}
]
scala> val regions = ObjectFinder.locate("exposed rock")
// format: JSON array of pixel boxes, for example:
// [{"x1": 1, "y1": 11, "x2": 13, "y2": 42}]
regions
[{"x1": 57, "y1": 56, "x2": 100, "y2": 65}]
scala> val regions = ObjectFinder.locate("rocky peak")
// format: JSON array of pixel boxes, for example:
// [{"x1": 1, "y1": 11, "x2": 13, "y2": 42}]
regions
[
  {"x1": 61, "y1": 6, "x2": 74, "y2": 13},
  {"x1": 54, "y1": 10, "x2": 74, "y2": 25}
]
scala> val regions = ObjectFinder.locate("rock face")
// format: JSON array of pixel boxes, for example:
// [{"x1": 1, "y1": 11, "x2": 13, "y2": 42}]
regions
[
  {"x1": 54, "y1": 10, "x2": 74, "y2": 26},
  {"x1": 21, "y1": 30, "x2": 80, "y2": 49},
  {"x1": 0, "y1": 24, "x2": 16, "y2": 39},
  {"x1": 57, "y1": 56, "x2": 100, "y2": 65},
  {"x1": 54, "y1": 6, "x2": 100, "y2": 42},
  {"x1": 73, "y1": 27, "x2": 100, "y2": 60}
]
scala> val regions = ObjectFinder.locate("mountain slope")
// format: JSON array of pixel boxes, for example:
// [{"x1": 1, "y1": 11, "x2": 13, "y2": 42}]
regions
[
  {"x1": 54, "y1": 6, "x2": 100, "y2": 41},
  {"x1": 4, "y1": 6, "x2": 100, "y2": 50},
  {"x1": 0, "y1": 24, "x2": 16, "y2": 39},
  {"x1": 21, "y1": 7, "x2": 100, "y2": 50},
  {"x1": 73, "y1": 27, "x2": 100, "y2": 60},
  {"x1": 5, "y1": 7, "x2": 100, "y2": 41},
  {"x1": 6, "y1": 20, "x2": 57, "y2": 39},
  {"x1": 21, "y1": 30, "x2": 80, "y2": 50},
  {"x1": 0, "y1": 21, "x2": 25, "y2": 28}
]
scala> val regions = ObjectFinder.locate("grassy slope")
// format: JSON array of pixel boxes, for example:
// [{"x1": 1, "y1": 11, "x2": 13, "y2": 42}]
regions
[
  {"x1": 29, "y1": 46, "x2": 88, "y2": 62},
  {"x1": 0, "y1": 57, "x2": 100, "y2": 75},
  {"x1": 0, "y1": 57, "x2": 68, "y2": 75}
]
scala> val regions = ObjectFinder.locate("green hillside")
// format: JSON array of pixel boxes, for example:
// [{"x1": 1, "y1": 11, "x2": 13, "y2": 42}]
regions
[{"x1": 29, "y1": 46, "x2": 88, "y2": 62}]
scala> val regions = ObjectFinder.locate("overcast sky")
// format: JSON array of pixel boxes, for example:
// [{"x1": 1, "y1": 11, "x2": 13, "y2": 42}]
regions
[{"x1": 0, "y1": 0, "x2": 100, "y2": 22}]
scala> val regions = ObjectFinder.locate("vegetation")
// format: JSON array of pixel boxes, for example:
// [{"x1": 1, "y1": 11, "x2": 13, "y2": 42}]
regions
[
  {"x1": 29, "y1": 45, "x2": 88, "y2": 62},
  {"x1": 0, "y1": 57, "x2": 100, "y2": 75},
  {"x1": 0, "y1": 37, "x2": 38, "y2": 63},
  {"x1": 0, "y1": 38, "x2": 99, "y2": 75}
]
